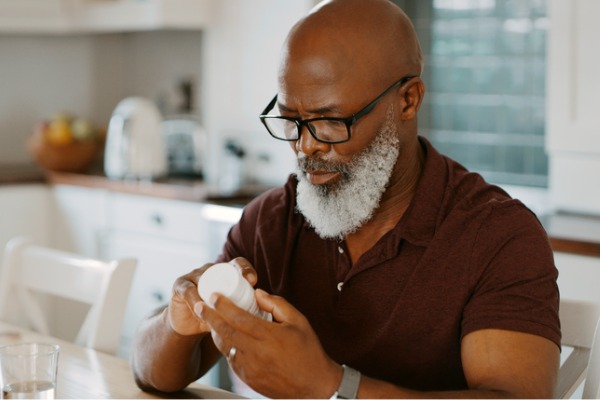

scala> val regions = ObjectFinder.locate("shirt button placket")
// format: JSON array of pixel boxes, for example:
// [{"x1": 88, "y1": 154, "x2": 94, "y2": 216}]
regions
[{"x1": 336, "y1": 242, "x2": 350, "y2": 295}]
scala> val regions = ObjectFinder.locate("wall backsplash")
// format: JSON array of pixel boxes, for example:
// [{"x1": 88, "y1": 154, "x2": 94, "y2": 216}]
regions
[{"x1": 0, "y1": 31, "x2": 203, "y2": 165}]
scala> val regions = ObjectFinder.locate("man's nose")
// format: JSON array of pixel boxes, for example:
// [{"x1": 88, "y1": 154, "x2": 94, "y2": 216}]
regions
[{"x1": 295, "y1": 125, "x2": 330, "y2": 155}]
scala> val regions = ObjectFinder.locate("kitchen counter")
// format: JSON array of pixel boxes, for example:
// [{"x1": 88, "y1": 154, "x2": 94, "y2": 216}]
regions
[
  {"x1": 46, "y1": 170, "x2": 212, "y2": 202},
  {"x1": 0, "y1": 163, "x2": 46, "y2": 184},
  {"x1": 1, "y1": 164, "x2": 271, "y2": 206},
  {"x1": 542, "y1": 213, "x2": 600, "y2": 257},
  {"x1": 44, "y1": 170, "x2": 273, "y2": 207}
]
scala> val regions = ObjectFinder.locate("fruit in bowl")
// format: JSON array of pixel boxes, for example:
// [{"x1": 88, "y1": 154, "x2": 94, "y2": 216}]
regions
[{"x1": 27, "y1": 112, "x2": 105, "y2": 173}]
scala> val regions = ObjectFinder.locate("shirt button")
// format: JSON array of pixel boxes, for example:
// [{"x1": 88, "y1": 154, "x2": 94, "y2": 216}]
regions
[
  {"x1": 338, "y1": 246, "x2": 344, "y2": 254},
  {"x1": 337, "y1": 282, "x2": 344, "y2": 291}
]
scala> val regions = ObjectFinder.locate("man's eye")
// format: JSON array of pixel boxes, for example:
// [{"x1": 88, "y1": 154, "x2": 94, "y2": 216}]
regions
[{"x1": 323, "y1": 119, "x2": 345, "y2": 127}]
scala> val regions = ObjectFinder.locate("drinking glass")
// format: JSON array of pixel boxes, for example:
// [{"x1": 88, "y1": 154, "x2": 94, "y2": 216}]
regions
[{"x1": 0, "y1": 343, "x2": 60, "y2": 399}]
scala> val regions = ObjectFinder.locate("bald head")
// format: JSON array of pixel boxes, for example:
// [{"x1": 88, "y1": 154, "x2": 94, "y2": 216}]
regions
[{"x1": 279, "y1": 0, "x2": 423, "y2": 92}]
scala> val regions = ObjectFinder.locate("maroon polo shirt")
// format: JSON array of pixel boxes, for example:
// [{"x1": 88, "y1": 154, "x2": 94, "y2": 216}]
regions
[{"x1": 217, "y1": 136, "x2": 560, "y2": 391}]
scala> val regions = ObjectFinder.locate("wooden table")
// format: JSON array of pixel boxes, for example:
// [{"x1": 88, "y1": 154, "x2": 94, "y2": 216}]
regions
[{"x1": 0, "y1": 322, "x2": 242, "y2": 399}]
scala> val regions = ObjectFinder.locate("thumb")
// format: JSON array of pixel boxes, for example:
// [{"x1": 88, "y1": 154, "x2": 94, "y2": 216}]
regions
[{"x1": 255, "y1": 288, "x2": 300, "y2": 323}]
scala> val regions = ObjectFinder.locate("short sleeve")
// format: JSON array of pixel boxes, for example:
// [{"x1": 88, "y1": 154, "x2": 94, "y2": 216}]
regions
[{"x1": 461, "y1": 202, "x2": 561, "y2": 348}]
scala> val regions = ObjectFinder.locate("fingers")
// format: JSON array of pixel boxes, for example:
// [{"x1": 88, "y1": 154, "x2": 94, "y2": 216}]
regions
[
  {"x1": 255, "y1": 289, "x2": 305, "y2": 325},
  {"x1": 200, "y1": 293, "x2": 266, "y2": 336},
  {"x1": 229, "y1": 257, "x2": 258, "y2": 286},
  {"x1": 196, "y1": 291, "x2": 272, "y2": 355},
  {"x1": 196, "y1": 297, "x2": 257, "y2": 361},
  {"x1": 169, "y1": 260, "x2": 261, "y2": 339},
  {"x1": 172, "y1": 264, "x2": 212, "y2": 307},
  {"x1": 166, "y1": 264, "x2": 216, "y2": 336}
]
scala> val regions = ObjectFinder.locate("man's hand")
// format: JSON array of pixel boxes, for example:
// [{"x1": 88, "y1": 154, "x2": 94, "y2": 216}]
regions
[
  {"x1": 168, "y1": 257, "x2": 259, "y2": 336},
  {"x1": 196, "y1": 288, "x2": 342, "y2": 398}
]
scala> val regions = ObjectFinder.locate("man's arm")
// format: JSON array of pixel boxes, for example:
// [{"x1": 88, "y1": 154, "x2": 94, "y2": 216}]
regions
[
  {"x1": 131, "y1": 306, "x2": 220, "y2": 392},
  {"x1": 199, "y1": 290, "x2": 560, "y2": 398},
  {"x1": 358, "y1": 329, "x2": 559, "y2": 398}
]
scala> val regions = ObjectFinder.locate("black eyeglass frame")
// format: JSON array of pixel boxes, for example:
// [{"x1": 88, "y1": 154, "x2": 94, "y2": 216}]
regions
[{"x1": 259, "y1": 74, "x2": 416, "y2": 144}]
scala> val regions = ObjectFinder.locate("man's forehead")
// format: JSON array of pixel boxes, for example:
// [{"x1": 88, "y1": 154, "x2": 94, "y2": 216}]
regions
[{"x1": 277, "y1": 84, "x2": 347, "y2": 115}]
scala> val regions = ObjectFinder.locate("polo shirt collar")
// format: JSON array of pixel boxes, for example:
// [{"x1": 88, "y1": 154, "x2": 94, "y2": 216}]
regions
[{"x1": 390, "y1": 136, "x2": 448, "y2": 247}]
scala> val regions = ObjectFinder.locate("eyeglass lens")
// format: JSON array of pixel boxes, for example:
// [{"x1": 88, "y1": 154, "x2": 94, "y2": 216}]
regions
[{"x1": 264, "y1": 118, "x2": 349, "y2": 142}]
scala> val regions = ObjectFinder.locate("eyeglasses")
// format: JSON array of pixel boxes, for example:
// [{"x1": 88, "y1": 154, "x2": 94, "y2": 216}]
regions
[{"x1": 259, "y1": 75, "x2": 416, "y2": 144}]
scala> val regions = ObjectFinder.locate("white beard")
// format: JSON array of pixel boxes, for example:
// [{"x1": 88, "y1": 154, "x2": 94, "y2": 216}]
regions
[{"x1": 295, "y1": 108, "x2": 400, "y2": 240}]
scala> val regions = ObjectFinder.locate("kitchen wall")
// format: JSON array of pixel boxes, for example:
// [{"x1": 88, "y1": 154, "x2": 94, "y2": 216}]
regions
[
  {"x1": 201, "y1": 0, "x2": 312, "y2": 186},
  {"x1": 0, "y1": 0, "x2": 314, "y2": 187},
  {"x1": 0, "y1": 31, "x2": 203, "y2": 160}
]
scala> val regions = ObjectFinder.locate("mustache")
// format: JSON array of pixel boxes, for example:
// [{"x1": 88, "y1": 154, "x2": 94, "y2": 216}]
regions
[{"x1": 297, "y1": 154, "x2": 350, "y2": 175}]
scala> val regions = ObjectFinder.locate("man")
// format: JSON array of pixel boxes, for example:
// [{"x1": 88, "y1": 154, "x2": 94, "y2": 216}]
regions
[{"x1": 132, "y1": 0, "x2": 561, "y2": 398}]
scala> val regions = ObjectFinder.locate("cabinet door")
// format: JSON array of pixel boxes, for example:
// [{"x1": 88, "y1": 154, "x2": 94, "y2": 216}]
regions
[
  {"x1": 50, "y1": 184, "x2": 109, "y2": 257},
  {"x1": 547, "y1": 0, "x2": 600, "y2": 214},
  {"x1": 0, "y1": 0, "x2": 216, "y2": 33},
  {"x1": 547, "y1": 0, "x2": 600, "y2": 154},
  {"x1": 0, "y1": 184, "x2": 50, "y2": 259}
]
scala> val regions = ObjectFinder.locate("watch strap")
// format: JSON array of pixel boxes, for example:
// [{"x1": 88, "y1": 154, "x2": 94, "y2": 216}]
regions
[{"x1": 332, "y1": 364, "x2": 361, "y2": 399}]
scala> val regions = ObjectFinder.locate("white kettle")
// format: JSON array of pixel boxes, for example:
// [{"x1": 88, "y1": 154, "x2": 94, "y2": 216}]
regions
[{"x1": 104, "y1": 97, "x2": 167, "y2": 180}]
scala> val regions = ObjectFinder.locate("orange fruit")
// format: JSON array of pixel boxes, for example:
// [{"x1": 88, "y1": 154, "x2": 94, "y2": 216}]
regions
[{"x1": 47, "y1": 119, "x2": 73, "y2": 145}]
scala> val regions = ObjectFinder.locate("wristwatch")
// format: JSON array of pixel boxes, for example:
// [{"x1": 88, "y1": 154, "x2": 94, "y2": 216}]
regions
[{"x1": 330, "y1": 364, "x2": 361, "y2": 399}]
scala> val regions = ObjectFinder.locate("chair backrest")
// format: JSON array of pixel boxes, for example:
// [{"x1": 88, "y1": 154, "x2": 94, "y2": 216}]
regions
[
  {"x1": 583, "y1": 308, "x2": 600, "y2": 399},
  {"x1": 0, "y1": 236, "x2": 137, "y2": 355},
  {"x1": 556, "y1": 298, "x2": 600, "y2": 398}
]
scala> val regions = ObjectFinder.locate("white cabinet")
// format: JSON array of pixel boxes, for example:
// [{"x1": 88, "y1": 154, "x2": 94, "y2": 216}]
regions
[
  {"x1": 104, "y1": 193, "x2": 212, "y2": 356},
  {"x1": 4, "y1": 182, "x2": 241, "y2": 385},
  {"x1": 0, "y1": 0, "x2": 216, "y2": 34},
  {"x1": 546, "y1": 0, "x2": 600, "y2": 214},
  {"x1": 101, "y1": 192, "x2": 239, "y2": 387},
  {"x1": 0, "y1": 184, "x2": 50, "y2": 259},
  {"x1": 50, "y1": 184, "x2": 109, "y2": 257},
  {"x1": 107, "y1": 231, "x2": 210, "y2": 355},
  {"x1": 555, "y1": 252, "x2": 600, "y2": 306}
]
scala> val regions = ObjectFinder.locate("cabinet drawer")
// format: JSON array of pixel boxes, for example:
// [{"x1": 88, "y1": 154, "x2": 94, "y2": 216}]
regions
[{"x1": 110, "y1": 193, "x2": 209, "y2": 243}]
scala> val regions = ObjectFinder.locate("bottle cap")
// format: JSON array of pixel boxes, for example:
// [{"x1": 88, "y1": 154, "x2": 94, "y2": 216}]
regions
[{"x1": 197, "y1": 262, "x2": 241, "y2": 302}]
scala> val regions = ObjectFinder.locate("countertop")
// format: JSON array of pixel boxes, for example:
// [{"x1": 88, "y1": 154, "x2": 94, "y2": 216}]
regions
[
  {"x1": 542, "y1": 213, "x2": 600, "y2": 257},
  {"x1": 0, "y1": 163, "x2": 271, "y2": 207},
  {"x1": 2, "y1": 164, "x2": 600, "y2": 258},
  {"x1": 0, "y1": 163, "x2": 46, "y2": 184}
]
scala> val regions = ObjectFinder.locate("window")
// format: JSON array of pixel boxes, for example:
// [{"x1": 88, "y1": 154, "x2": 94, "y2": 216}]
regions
[{"x1": 395, "y1": 0, "x2": 548, "y2": 187}]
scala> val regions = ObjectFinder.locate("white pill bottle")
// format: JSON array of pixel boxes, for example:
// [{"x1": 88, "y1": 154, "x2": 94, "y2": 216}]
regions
[{"x1": 197, "y1": 262, "x2": 272, "y2": 321}]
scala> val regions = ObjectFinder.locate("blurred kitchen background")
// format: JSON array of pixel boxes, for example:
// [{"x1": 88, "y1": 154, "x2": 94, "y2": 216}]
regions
[
  {"x1": 1, "y1": 0, "x2": 600, "y2": 395},
  {"x1": 0, "y1": 0, "x2": 598, "y2": 213}
]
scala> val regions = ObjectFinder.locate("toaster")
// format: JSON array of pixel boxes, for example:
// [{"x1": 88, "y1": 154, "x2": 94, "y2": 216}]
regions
[{"x1": 162, "y1": 116, "x2": 206, "y2": 178}]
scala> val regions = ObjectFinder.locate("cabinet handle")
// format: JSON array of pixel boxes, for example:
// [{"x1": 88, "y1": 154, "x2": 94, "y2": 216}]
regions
[
  {"x1": 152, "y1": 290, "x2": 165, "y2": 303},
  {"x1": 151, "y1": 213, "x2": 164, "y2": 226}
]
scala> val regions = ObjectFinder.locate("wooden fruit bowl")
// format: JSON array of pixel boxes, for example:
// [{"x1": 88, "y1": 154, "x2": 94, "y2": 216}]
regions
[{"x1": 26, "y1": 135, "x2": 100, "y2": 173}]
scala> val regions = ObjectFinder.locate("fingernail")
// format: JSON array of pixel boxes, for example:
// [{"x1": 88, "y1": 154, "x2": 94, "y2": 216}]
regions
[
  {"x1": 247, "y1": 273, "x2": 258, "y2": 285},
  {"x1": 208, "y1": 293, "x2": 218, "y2": 307}
]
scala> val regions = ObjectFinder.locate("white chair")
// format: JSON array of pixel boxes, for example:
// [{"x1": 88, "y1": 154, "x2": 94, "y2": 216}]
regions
[
  {"x1": 0, "y1": 236, "x2": 137, "y2": 355},
  {"x1": 585, "y1": 318, "x2": 600, "y2": 399},
  {"x1": 556, "y1": 298, "x2": 600, "y2": 398}
]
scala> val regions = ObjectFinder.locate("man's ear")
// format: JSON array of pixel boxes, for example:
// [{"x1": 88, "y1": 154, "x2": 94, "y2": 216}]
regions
[{"x1": 399, "y1": 78, "x2": 425, "y2": 121}]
